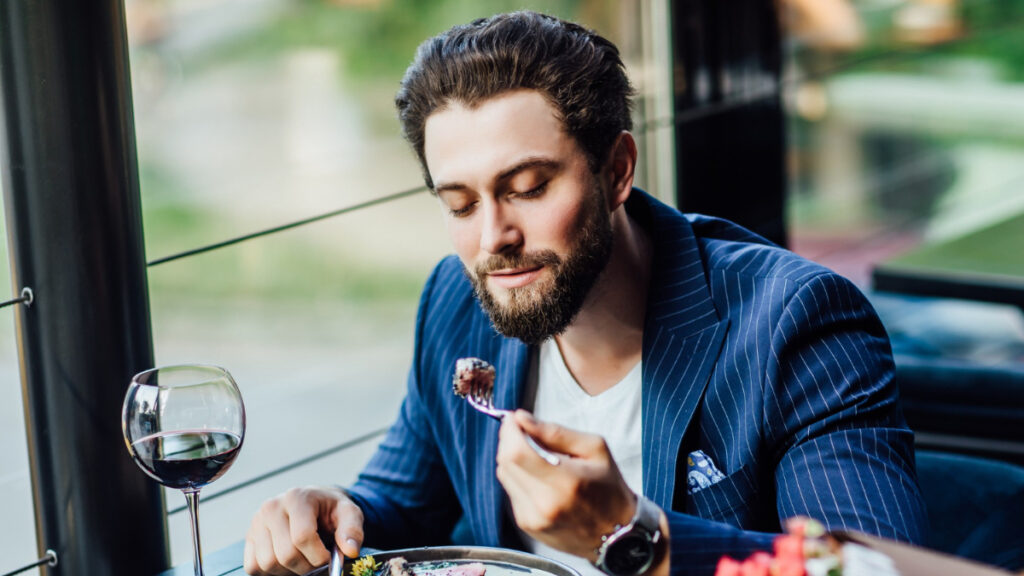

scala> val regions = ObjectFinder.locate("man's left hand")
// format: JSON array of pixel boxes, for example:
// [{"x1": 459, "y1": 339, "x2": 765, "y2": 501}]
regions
[{"x1": 495, "y1": 410, "x2": 637, "y2": 561}]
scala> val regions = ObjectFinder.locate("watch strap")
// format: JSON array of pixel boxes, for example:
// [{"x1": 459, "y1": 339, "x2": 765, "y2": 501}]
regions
[{"x1": 634, "y1": 495, "x2": 662, "y2": 542}]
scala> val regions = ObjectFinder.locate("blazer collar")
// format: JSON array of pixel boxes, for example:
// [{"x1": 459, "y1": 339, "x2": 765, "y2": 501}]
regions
[{"x1": 631, "y1": 190, "x2": 721, "y2": 338}]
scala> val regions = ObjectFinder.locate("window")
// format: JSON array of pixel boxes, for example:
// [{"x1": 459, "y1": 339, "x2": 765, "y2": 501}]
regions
[
  {"x1": 126, "y1": 0, "x2": 662, "y2": 563},
  {"x1": 0, "y1": 197, "x2": 41, "y2": 575},
  {"x1": 784, "y1": 0, "x2": 1024, "y2": 290}
]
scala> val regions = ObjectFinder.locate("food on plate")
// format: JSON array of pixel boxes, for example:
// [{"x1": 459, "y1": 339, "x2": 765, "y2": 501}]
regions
[
  {"x1": 384, "y1": 557, "x2": 414, "y2": 576},
  {"x1": 452, "y1": 357, "x2": 495, "y2": 398},
  {"x1": 351, "y1": 556, "x2": 382, "y2": 576},
  {"x1": 375, "y1": 556, "x2": 487, "y2": 576},
  {"x1": 419, "y1": 562, "x2": 487, "y2": 576},
  {"x1": 713, "y1": 517, "x2": 897, "y2": 576}
]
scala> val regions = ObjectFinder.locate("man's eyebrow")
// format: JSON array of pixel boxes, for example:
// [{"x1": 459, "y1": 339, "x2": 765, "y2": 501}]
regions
[
  {"x1": 496, "y1": 157, "x2": 561, "y2": 182},
  {"x1": 433, "y1": 157, "x2": 561, "y2": 194},
  {"x1": 434, "y1": 181, "x2": 468, "y2": 194}
]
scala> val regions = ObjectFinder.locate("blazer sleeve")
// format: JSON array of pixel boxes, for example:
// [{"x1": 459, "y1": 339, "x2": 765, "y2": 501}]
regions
[
  {"x1": 663, "y1": 272, "x2": 927, "y2": 575},
  {"x1": 345, "y1": 262, "x2": 462, "y2": 549}
]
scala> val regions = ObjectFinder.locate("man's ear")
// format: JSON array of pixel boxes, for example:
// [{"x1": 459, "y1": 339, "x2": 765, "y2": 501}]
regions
[{"x1": 603, "y1": 131, "x2": 638, "y2": 211}]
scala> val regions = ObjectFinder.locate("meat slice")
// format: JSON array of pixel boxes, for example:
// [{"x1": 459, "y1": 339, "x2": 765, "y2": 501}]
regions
[
  {"x1": 453, "y1": 358, "x2": 495, "y2": 399},
  {"x1": 385, "y1": 557, "x2": 415, "y2": 576}
]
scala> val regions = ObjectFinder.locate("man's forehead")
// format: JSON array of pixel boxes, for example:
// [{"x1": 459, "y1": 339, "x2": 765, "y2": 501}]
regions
[{"x1": 423, "y1": 90, "x2": 576, "y2": 188}]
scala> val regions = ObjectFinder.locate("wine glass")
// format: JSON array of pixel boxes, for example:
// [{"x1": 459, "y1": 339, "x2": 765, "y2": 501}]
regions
[{"x1": 122, "y1": 364, "x2": 245, "y2": 576}]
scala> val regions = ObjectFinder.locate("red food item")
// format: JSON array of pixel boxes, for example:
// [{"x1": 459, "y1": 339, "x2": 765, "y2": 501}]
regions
[
  {"x1": 773, "y1": 534, "x2": 803, "y2": 561},
  {"x1": 784, "y1": 517, "x2": 808, "y2": 539},
  {"x1": 714, "y1": 557, "x2": 743, "y2": 576},
  {"x1": 739, "y1": 553, "x2": 770, "y2": 576},
  {"x1": 774, "y1": 556, "x2": 805, "y2": 576}
]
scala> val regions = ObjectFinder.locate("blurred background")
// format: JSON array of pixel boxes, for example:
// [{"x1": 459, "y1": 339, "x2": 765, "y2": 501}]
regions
[{"x1": 1, "y1": 0, "x2": 1022, "y2": 572}]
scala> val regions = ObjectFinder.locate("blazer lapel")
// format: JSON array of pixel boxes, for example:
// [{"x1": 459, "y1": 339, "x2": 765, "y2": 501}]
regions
[{"x1": 638, "y1": 193, "x2": 730, "y2": 510}]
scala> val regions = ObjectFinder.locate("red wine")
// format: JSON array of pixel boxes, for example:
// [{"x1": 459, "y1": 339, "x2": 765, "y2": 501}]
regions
[{"x1": 130, "y1": 430, "x2": 241, "y2": 490}]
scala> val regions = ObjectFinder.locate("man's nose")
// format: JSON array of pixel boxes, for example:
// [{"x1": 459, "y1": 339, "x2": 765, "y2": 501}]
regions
[{"x1": 479, "y1": 203, "x2": 523, "y2": 255}]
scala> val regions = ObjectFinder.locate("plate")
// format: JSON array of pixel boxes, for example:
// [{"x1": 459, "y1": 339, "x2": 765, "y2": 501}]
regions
[{"x1": 304, "y1": 546, "x2": 581, "y2": 576}]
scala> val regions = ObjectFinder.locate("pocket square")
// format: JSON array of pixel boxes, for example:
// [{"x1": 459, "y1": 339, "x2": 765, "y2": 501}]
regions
[{"x1": 687, "y1": 450, "x2": 726, "y2": 494}]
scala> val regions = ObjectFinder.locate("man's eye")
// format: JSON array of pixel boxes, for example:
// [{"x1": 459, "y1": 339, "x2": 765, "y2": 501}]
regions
[
  {"x1": 448, "y1": 202, "x2": 476, "y2": 217},
  {"x1": 512, "y1": 183, "x2": 547, "y2": 199}
]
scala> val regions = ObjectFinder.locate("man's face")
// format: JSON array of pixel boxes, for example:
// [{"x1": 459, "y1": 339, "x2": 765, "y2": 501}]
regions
[{"x1": 423, "y1": 90, "x2": 614, "y2": 344}]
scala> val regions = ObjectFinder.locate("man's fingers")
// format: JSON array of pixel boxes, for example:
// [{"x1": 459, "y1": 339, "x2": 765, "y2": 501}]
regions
[
  {"x1": 250, "y1": 524, "x2": 289, "y2": 575},
  {"x1": 334, "y1": 499, "x2": 365, "y2": 558},
  {"x1": 498, "y1": 456, "x2": 563, "y2": 534},
  {"x1": 265, "y1": 509, "x2": 315, "y2": 575},
  {"x1": 286, "y1": 503, "x2": 330, "y2": 568},
  {"x1": 513, "y1": 410, "x2": 604, "y2": 457},
  {"x1": 243, "y1": 536, "x2": 257, "y2": 575},
  {"x1": 244, "y1": 487, "x2": 361, "y2": 575},
  {"x1": 499, "y1": 414, "x2": 548, "y2": 469}
]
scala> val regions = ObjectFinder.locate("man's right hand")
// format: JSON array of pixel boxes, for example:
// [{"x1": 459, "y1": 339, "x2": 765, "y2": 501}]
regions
[{"x1": 244, "y1": 485, "x2": 364, "y2": 575}]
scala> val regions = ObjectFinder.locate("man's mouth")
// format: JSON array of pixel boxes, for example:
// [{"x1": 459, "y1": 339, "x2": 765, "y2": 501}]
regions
[{"x1": 485, "y1": 265, "x2": 544, "y2": 290}]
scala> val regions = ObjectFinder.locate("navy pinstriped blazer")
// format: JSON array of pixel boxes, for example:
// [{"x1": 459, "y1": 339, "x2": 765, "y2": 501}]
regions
[{"x1": 347, "y1": 190, "x2": 927, "y2": 575}]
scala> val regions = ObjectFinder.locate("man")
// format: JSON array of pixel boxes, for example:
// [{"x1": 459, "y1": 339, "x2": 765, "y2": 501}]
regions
[{"x1": 245, "y1": 11, "x2": 926, "y2": 576}]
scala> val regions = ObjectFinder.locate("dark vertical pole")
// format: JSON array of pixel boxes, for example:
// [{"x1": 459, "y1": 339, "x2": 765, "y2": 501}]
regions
[
  {"x1": 0, "y1": 1, "x2": 170, "y2": 575},
  {"x1": 671, "y1": 0, "x2": 788, "y2": 246}
]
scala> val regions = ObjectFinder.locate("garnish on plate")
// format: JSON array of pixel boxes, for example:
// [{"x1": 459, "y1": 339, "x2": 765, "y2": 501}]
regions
[{"x1": 351, "y1": 555, "x2": 382, "y2": 576}]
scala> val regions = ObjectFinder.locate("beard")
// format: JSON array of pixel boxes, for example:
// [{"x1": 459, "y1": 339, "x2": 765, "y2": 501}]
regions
[{"x1": 466, "y1": 190, "x2": 614, "y2": 345}]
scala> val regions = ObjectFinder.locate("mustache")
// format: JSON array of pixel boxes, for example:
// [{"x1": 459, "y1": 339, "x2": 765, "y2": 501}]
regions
[{"x1": 474, "y1": 250, "x2": 561, "y2": 277}]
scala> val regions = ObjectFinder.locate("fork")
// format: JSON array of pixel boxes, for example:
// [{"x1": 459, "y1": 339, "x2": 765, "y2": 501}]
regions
[
  {"x1": 465, "y1": 392, "x2": 562, "y2": 466},
  {"x1": 327, "y1": 545, "x2": 344, "y2": 576}
]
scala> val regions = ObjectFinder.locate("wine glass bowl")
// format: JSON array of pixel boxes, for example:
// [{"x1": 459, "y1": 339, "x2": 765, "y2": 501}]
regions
[{"x1": 122, "y1": 364, "x2": 245, "y2": 576}]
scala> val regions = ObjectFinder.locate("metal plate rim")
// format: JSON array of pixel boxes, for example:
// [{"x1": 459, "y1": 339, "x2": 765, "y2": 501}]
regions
[{"x1": 304, "y1": 546, "x2": 582, "y2": 576}]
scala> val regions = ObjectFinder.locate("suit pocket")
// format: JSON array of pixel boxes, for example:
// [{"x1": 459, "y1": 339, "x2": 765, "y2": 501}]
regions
[{"x1": 686, "y1": 463, "x2": 759, "y2": 523}]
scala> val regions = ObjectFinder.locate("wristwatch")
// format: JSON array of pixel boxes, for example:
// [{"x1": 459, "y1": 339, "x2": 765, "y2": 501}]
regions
[{"x1": 594, "y1": 494, "x2": 663, "y2": 576}]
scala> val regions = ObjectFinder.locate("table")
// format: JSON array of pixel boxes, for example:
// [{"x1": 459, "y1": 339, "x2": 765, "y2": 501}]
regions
[
  {"x1": 872, "y1": 212, "x2": 1024, "y2": 308},
  {"x1": 157, "y1": 540, "x2": 246, "y2": 576}
]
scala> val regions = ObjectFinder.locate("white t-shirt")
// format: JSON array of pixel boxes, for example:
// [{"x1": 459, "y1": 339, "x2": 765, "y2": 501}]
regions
[{"x1": 518, "y1": 339, "x2": 643, "y2": 576}]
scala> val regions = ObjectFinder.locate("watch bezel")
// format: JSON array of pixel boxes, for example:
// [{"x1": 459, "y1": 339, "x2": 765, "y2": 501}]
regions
[
  {"x1": 598, "y1": 530, "x2": 656, "y2": 576},
  {"x1": 594, "y1": 495, "x2": 662, "y2": 576}
]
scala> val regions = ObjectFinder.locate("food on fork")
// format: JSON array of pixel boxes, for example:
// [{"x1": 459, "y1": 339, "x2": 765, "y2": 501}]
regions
[
  {"x1": 452, "y1": 356, "x2": 561, "y2": 465},
  {"x1": 453, "y1": 357, "x2": 495, "y2": 399}
]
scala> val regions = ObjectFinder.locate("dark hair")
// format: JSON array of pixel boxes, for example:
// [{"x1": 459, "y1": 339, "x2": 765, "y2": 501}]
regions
[{"x1": 396, "y1": 11, "x2": 634, "y2": 189}]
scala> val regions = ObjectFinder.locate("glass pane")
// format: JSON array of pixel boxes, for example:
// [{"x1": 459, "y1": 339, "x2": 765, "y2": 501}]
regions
[
  {"x1": 127, "y1": 0, "x2": 655, "y2": 565},
  {"x1": 0, "y1": 179, "x2": 40, "y2": 574},
  {"x1": 784, "y1": 0, "x2": 1024, "y2": 288},
  {"x1": 782, "y1": 0, "x2": 1024, "y2": 382}
]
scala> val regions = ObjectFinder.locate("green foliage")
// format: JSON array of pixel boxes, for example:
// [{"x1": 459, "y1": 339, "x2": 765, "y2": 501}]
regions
[
  {"x1": 851, "y1": 0, "x2": 1024, "y2": 81},
  {"x1": 182, "y1": 0, "x2": 585, "y2": 81}
]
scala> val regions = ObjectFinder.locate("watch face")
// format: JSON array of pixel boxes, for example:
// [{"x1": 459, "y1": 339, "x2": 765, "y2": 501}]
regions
[{"x1": 603, "y1": 532, "x2": 655, "y2": 576}]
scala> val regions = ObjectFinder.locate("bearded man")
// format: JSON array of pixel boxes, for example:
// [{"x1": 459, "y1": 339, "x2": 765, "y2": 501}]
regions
[{"x1": 244, "y1": 11, "x2": 926, "y2": 576}]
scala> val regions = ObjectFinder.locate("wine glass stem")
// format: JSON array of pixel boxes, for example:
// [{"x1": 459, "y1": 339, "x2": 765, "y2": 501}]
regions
[{"x1": 183, "y1": 489, "x2": 205, "y2": 576}]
